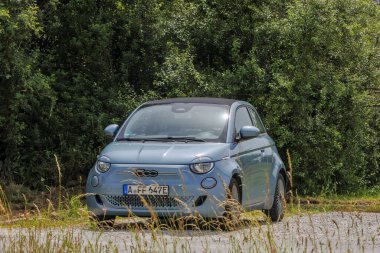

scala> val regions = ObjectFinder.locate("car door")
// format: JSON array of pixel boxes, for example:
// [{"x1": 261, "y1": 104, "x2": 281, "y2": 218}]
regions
[
  {"x1": 234, "y1": 106, "x2": 267, "y2": 206},
  {"x1": 247, "y1": 107, "x2": 274, "y2": 205}
]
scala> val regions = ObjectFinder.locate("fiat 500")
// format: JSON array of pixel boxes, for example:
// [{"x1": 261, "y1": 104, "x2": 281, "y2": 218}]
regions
[{"x1": 86, "y1": 97, "x2": 288, "y2": 226}]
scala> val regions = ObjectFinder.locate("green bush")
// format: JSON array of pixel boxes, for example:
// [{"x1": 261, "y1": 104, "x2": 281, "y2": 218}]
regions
[{"x1": 0, "y1": 0, "x2": 379, "y2": 194}]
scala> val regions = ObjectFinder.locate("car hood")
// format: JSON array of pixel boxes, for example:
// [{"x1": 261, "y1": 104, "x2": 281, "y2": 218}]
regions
[{"x1": 100, "y1": 141, "x2": 230, "y2": 164}]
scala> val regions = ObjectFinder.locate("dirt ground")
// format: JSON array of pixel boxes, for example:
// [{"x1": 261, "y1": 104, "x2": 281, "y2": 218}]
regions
[{"x1": 1, "y1": 212, "x2": 379, "y2": 252}]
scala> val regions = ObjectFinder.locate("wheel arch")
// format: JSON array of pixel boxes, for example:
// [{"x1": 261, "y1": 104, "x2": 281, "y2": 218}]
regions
[
  {"x1": 264, "y1": 164, "x2": 288, "y2": 209},
  {"x1": 231, "y1": 172, "x2": 243, "y2": 203},
  {"x1": 279, "y1": 167, "x2": 289, "y2": 192}
]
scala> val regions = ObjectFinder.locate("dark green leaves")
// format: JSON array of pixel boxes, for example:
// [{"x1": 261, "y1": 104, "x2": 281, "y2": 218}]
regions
[{"x1": 0, "y1": 0, "x2": 379, "y2": 194}]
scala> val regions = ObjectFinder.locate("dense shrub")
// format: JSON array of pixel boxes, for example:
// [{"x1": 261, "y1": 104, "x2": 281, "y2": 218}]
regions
[{"x1": 0, "y1": 0, "x2": 379, "y2": 194}]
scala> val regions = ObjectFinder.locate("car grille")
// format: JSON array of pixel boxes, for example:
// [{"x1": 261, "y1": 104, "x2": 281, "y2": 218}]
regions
[{"x1": 104, "y1": 195, "x2": 194, "y2": 209}]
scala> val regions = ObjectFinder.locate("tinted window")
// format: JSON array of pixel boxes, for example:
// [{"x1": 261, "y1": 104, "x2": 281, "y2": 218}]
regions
[
  {"x1": 235, "y1": 107, "x2": 253, "y2": 135},
  {"x1": 248, "y1": 108, "x2": 266, "y2": 133},
  {"x1": 117, "y1": 103, "x2": 230, "y2": 143}
]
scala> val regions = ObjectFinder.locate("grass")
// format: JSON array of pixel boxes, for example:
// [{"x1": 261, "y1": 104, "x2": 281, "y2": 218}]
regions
[
  {"x1": 286, "y1": 193, "x2": 380, "y2": 215},
  {"x1": 0, "y1": 185, "x2": 12, "y2": 219},
  {"x1": 2, "y1": 187, "x2": 378, "y2": 227},
  {"x1": 0, "y1": 183, "x2": 379, "y2": 252},
  {"x1": 1, "y1": 155, "x2": 379, "y2": 253}
]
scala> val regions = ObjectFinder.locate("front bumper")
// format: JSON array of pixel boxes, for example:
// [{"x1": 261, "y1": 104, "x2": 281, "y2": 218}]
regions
[{"x1": 86, "y1": 163, "x2": 229, "y2": 218}]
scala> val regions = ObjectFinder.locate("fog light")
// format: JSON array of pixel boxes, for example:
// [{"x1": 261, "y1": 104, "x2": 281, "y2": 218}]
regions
[
  {"x1": 91, "y1": 175, "x2": 99, "y2": 187},
  {"x1": 201, "y1": 177, "x2": 217, "y2": 189}
]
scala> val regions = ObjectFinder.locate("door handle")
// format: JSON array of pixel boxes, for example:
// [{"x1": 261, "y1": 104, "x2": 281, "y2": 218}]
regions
[{"x1": 258, "y1": 149, "x2": 265, "y2": 162}]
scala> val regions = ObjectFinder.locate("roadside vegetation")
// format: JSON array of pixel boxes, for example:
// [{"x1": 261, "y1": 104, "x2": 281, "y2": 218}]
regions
[
  {"x1": 1, "y1": 154, "x2": 379, "y2": 229},
  {"x1": 1, "y1": 182, "x2": 379, "y2": 252},
  {"x1": 0, "y1": 152, "x2": 379, "y2": 251},
  {"x1": 0, "y1": 0, "x2": 379, "y2": 196},
  {"x1": 0, "y1": 0, "x2": 380, "y2": 251}
]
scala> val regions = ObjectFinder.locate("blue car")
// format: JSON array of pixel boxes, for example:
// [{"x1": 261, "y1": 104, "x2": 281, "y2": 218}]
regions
[{"x1": 86, "y1": 97, "x2": 288, "y2": 226}]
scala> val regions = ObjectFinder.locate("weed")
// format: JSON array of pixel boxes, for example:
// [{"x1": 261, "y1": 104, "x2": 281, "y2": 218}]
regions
[
  {"x1": 0, "y1": 177, "x2": 379, "y2": 252},
  {"x1": 0, "y1": 185, "x2": 12, "y2": 219},
  {"x1": 54, "y1": 154, "x2": 63, "y2": 211}
]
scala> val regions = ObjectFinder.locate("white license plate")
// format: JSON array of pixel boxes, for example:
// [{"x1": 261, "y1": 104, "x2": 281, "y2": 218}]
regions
[{"x1": 123, "y1": 184, "x2": 169, "y2": 196}]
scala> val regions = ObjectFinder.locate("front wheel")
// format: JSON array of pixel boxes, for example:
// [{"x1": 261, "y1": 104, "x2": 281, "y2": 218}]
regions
[
  {"x1": 265, "y1": 174, "x2": 285, "y2": 222},
  {"x1": 221, "y1": 178, "x2": 243, "y2": 230}
]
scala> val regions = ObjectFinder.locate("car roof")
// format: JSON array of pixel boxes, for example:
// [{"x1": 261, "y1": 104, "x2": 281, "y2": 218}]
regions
[{"x1": 143, "y1": 97, "x2": 239, "y2": 106}]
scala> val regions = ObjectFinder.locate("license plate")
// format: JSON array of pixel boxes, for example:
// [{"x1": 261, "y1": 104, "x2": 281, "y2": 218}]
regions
[{"x1": 123, "y1": 184, "x2": 169, "y2": 196}]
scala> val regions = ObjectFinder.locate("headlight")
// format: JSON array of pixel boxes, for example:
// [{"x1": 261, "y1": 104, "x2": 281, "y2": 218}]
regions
[
  {"x1": 190, "y1": 162, "x2": 214, "y2": 174},
  {"x1": 96, "y1": 161, "x2": 111, "y2": 173}
]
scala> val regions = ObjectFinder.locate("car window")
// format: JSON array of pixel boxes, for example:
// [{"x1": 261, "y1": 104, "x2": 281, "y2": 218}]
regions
[
  {"x1": 117, "y1": 103, "x2": 230, "y2": 143},
  {"x1": 248, "y1": 107, "x2": 266, "y2": 133},
  {"x1": 235, "y1": 107, "x2": 253, "y2": 135}
]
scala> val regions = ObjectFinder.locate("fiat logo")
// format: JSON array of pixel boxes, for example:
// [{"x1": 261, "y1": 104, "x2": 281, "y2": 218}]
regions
[{"x1": 134, "y1": 169, "x2": 158, "y2": 177}]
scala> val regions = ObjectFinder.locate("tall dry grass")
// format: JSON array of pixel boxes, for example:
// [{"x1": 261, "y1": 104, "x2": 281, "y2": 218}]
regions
[
  {"x1": 1, "y1": 211, "x2": 378, "y2": 253},
  {"x1": 0, "y1": 184, "x2": 12, "y2": 219},
  {"x1": 0, "y1": 153, "x2": 379, "y2": 252}
]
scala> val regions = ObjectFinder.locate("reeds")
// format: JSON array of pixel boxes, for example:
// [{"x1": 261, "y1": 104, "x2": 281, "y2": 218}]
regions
[
  {"x1": 1, "y1": 211, "x2": 378, "y2": 253},
  {"x1": 54, "y1": 154, "x2": 63, "y2": 211},
  {"x1": 1, "y1": 193, "x2": 378, "y2": 252},
  {"x1": 0, "y1": 184, "x2": 12, "y2": 219},
  {"x1": 0, "y1": 153, "x2": 379, "y2": 252}
]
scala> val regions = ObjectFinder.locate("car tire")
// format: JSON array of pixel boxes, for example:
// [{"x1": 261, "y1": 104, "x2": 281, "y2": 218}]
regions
[
  {"x1": 91, "y1": 215, "x2": 116, "y2": 228},
  {"x1": 224, "y1": 178, "x2": 243, "y2": 224},
  {"x1": 266, "y1": 174, "x2": 285, "y2": 222}
]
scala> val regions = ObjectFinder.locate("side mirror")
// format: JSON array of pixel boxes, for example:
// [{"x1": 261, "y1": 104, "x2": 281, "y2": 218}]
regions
[
  {"x1": 104, "y1": 124, "x2": 119, "y2": 137},
  {"x1": 240, "y1": 126, "x2": 260, "y2": 139}
]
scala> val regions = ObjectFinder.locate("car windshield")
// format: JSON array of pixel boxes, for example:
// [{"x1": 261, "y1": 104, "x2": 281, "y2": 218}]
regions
[{"x1": 116, "y1": 103, "x2": 230, "y2": 143}]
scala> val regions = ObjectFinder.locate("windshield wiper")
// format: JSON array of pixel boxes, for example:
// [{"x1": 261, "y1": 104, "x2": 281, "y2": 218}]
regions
[
  {"x1": 116, "y1": 136, "x2": 206, "y2": 143},
  {"x1": 154, "y1": 136, "x2": 206, "y2": 142},
  {"x1": 116, "y1": 137, "x2": 146, "y2": 142}
]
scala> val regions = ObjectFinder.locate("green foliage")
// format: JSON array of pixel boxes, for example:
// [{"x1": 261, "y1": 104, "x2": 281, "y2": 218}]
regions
[
  {"x1": 154, "y1": 46, "x2": 205, "y2": 97},
  {"x1": 0, "y1": 0, "x2": 379, "y2": 194},
  {"x1": 0, "y1": 0, "x2": 55, "y2": 185},
  {"x1": 201, "y1": 0, "x2": 380, "y2": 194}
]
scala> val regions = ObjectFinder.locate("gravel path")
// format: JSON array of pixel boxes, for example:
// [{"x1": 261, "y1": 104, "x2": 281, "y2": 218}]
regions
[{"x1": 1, "y1": 212, "x2": 379, "y2": 252}]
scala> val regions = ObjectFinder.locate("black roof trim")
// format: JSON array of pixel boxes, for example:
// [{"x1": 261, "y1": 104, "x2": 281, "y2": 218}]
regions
[{"x1": 143, "y1": 97, "x2": 238, "y2": 106}]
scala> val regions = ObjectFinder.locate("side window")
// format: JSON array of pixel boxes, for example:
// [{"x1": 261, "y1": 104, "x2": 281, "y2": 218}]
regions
[
  {"x1": 235, "y1": 107, "x2": 253, "y2": 135},
  {"x1": 248, "y1": 107, "x2": 266, "y2": 133}
]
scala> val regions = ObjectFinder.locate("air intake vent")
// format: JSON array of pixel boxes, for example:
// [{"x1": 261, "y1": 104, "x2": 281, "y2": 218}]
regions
[
  {"x1": 194, "y1": 195, "x2": 207, "y2": 207},
  {"x1": 104, "y1": 195, "x2": 194, "y2": 209}
]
